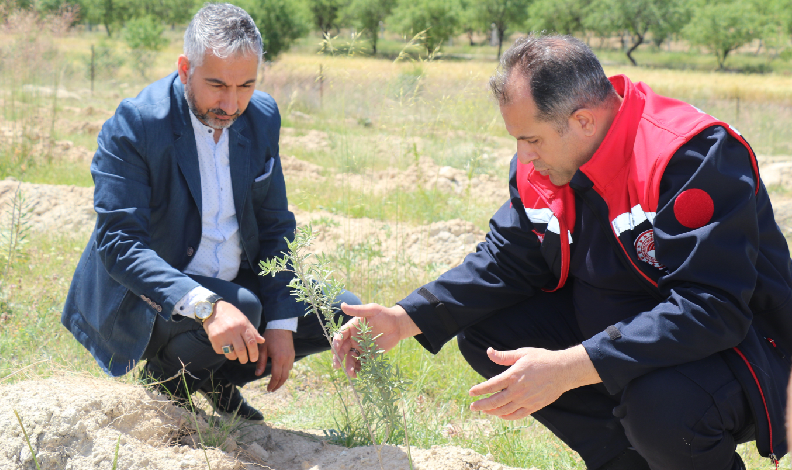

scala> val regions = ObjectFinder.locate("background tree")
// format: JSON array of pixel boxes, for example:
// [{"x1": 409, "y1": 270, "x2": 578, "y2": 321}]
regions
[
  {"x1": 752, "y1": 0, "x2": 791, "y2": 59},
  {"x1": 305, "y1": 0, "x2": 348, "y2": 37},
  {"x1": 584, "y1": 0, "x2": 689, "y2": 65},
  {"x1": 457, "y1": 0, "x2": 479, "y2": 47},
  {"x1": 473, "y1": 0, "x2": 530, "y2": 59},
  {"x1": 525, "y1": 0, "x2": 586, "y2": 36},
  {"x1": 345, "y1": 0, "x2": 396, "y2": 55},
  {"x1": 124, "y1": 15, "x2": 167, "y2": 78},
  {"x1": 139, "y1": 0, "x2": 198, "y2": 30},
  {"x1": 390, "y1": 0, "x2": 461, "y2": 55},
  {"x1": 82, "y1": 0, "x2": 136, "y2": 36},
  {"x1": 682, "y1": 0, "x2": 763, "y2": 70},
  {"x1": 239, "y1": 0, "x2": 310, "y2": 61}
]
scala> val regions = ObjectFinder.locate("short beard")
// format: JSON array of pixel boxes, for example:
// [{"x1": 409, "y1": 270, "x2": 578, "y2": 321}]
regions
[{"x1": 184, "y1": 77, "x2": 240, "y2": 130}]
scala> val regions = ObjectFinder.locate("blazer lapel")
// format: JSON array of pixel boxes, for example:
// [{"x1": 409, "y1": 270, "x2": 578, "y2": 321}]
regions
[
  {"x1": 229, "y1": 117, "x2": 251, "y2": 225},
  {"x1": 171, "y1": 78, "x2": 203, "y2": 213}
]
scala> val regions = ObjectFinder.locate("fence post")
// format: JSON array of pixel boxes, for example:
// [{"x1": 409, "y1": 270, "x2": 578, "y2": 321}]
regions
[
  {"x1": 91, "y1": 44, "x2": 95, "y2": 96},
  {"x1": 319, "y1": 63, "x2": 324, "y2": 108}
]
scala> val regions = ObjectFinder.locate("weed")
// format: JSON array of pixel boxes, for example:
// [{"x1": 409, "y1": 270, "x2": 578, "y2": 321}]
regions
[
  {"x1": 13, "y1": 409, "x2": 41, "y2": 470},
  {"x1": 83, "y1": 40, "x2": 126, "y2": 80},
  {"x1": 0, "y1": 183, "x2": 31, "y2": 282},
  {"x1": 111, "y1": 434, "x2": 121, "y2": 470},
  {"x1": 181, "y1": 373, "x2": 214, "y2": 470}
]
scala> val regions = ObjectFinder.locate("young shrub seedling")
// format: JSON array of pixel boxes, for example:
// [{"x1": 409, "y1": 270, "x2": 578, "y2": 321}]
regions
[{"x1": 260, "y1": 225, "x2": 412, "y2": 469}]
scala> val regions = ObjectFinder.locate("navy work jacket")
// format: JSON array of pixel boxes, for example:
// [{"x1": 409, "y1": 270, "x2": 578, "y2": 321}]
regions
[{"x1": 398, "y1": 99, "x2": 792, "y2": 461}]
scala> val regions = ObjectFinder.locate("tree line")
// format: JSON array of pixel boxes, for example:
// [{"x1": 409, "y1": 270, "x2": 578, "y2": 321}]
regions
[{"x1": 24, "y1": 0, "x2": 792, "y2": 69}]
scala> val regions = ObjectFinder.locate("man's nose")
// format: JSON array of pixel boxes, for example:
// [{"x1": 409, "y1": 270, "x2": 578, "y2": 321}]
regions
[
  {"x1": 218, "y1": 88, "x2": 239, "y2": 115},
  {"x1": 517, "y1": 142, "x2": 538, "y2": 165}
]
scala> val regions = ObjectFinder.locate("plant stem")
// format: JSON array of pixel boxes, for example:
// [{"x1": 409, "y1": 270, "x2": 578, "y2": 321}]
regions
[
  {"x1": 181, "y1": 373, "x2": 213, "y2": 470},
  {"x1": 14, "y1": 409, "x2": 41, "y2": 470},
  {"x1": 111, "y1": 434, "x2": 121, "y2": 470}
]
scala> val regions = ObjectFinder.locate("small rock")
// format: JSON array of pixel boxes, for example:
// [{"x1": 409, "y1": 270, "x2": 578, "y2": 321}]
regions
[{"x1": 246, "y1": 442, "x2": 269, "y2": 460}]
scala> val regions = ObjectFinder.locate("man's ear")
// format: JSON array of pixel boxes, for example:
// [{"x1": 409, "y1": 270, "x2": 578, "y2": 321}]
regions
[
  {"x1": 176, "y1": 55, "x2": 190, "y2": 84},
  {"x1": 570, "y1": 108, "x2": 596, "y2": 137}
]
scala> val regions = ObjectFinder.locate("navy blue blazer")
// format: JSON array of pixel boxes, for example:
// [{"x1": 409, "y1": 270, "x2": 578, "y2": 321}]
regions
[{"x1": 62, "y1": 72, "x2": 302, "y2": 377}]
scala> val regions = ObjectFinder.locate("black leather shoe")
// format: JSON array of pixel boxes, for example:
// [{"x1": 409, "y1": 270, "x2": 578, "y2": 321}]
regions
[{"x1": 200, "y1": 380, "x2": 264, "y2": 421}]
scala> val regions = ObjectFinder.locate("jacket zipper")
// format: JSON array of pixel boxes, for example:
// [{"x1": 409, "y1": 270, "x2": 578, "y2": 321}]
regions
[{"x1": 732, "y1": 347, "x2": 779, "y2": 469}]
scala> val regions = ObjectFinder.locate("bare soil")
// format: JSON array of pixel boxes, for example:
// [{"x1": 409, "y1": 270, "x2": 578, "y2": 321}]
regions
[{"x1": 0, "y1": 376, "x2": 526, "y2": 470}]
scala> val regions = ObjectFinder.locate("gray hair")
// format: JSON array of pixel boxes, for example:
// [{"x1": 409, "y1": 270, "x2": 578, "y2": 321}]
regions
[
  {"x1": 490, "y1": 34, "x2": 616, "y2": 131},
  {"x1": 184, "y1": 3, "x2": 263, "y2": 69}
]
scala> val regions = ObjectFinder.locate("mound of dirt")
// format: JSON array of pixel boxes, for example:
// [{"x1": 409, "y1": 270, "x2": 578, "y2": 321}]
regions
[
  {"x1": 0, "y1": 377, "x2": 528, "y2": 470},
  {"x1": 0, "y1": 179, "x2": 94, "y2": 234}
]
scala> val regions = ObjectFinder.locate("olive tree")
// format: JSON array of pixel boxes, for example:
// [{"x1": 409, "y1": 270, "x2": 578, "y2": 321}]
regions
[
  {"x1": 682, "y1": 0, "x2": 763, "y2": 70},
  {"x1": 473, "y1": 0, "x2": 531, "y2": 59},
  {"x1": 390, "y1": 0, "x2": 461, "y2": 55},
  {"x1": 346, "y1": 0, "x2": 396, "y2": 55},
  {"x1": 584, "y1": 0, "x2": 688, "y2": 65},
  {"x1": 239, "y1": 0, "x2": 310, "y2": 61}
]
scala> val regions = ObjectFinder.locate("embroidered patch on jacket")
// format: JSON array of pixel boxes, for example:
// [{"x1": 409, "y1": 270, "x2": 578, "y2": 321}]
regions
[
  {"x1": 674, "y1": 188, "x2": 714, "y2": 229},
  {"x1": 635, "y1": 229, "x2": 664, "y2": 269}
]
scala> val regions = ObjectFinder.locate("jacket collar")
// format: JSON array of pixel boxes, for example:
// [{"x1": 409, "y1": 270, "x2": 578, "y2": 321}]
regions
[{"x1": 578, "y1": 75, "x2": 646, "y2": 193}]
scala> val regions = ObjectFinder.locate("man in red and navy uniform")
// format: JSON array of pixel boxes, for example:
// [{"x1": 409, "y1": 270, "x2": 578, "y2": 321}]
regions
[{"x1": 334, "y1": 35, "x2": 792, "y2": 469}]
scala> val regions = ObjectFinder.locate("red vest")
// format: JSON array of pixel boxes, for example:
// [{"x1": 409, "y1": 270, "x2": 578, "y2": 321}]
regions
[{"x1": 516, "y1": 75, "x2": 759, "y2": 291}]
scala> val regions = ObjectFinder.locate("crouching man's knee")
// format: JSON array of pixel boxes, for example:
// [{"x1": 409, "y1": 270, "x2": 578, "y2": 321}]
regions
[{"x1": 615, "y1": 355, "x2": 754, "y2": 470}]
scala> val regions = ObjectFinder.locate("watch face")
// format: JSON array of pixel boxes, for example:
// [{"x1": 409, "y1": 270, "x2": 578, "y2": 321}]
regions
[{"x1": 195, "y1": 302, "x2": 212, "y2": 320}]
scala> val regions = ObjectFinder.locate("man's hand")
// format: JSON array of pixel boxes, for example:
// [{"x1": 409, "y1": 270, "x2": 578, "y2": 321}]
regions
[
  {"x1": 255, "y1": 329, "x2": 295, "y2": 392},
  {"x1": 468, "y1": 345, "x2": 601, "y2": 420},
  {"x1": 203, "y1": 301, "x2": 265, "y2": 364},
  {"x1": 332, "y1": 303, "x2": 421, "y2": 377}
]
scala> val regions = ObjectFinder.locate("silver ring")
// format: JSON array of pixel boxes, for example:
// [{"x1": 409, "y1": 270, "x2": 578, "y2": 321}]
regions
[{"x1": 222, "y1": 344, "x2": 234, "y2": 354}]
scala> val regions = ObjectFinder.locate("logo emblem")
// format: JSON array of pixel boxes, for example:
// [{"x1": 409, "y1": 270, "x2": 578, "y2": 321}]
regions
[{"x1": 634, "y1": 230, "x2": 664, "y2": 269}]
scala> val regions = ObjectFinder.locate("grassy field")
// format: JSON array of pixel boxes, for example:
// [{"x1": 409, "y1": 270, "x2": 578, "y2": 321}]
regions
[{"x1": 1, "y1": 23, "x2": 792, "y2": 469}]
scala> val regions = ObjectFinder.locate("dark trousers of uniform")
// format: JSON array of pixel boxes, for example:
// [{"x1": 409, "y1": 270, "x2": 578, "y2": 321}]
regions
[
  {"x1": 456, "y1": 285, "x2": 756, "y2": 470},
  {"x1": 141, "y1": 266, "x2": 359, "y2": 395}
]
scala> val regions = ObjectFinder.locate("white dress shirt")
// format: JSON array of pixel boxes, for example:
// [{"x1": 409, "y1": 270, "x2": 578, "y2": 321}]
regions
[{"x1": 172, "y1": 111, "x2": 297, "y2": 332}]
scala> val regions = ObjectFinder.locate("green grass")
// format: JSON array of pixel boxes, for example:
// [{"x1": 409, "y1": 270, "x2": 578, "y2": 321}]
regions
[
  {"x1": 289, "y1": 179, "x2": 493, "y2": 229},
  {"x1": 0, "y1": 232, "x2": 96, "y2": 381}
]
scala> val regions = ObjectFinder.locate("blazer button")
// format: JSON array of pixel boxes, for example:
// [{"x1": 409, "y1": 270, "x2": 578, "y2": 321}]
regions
[{"x1": 187, "y1": 247, "x2": 195, "y2": 257}]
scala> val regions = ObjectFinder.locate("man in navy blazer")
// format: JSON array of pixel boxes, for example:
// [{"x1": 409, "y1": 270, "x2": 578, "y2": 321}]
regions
[{"x1": 62, "y1": 3, "x2": 358, "y2": 420}]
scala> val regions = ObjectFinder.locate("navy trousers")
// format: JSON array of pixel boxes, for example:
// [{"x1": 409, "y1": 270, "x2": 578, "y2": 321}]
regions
[
  {"x1": 456, "y1": 285, "x2": 755, "y2": 470},
  {"x1": 142, "y1": 267, "x2": 359, "y2": 394}
]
